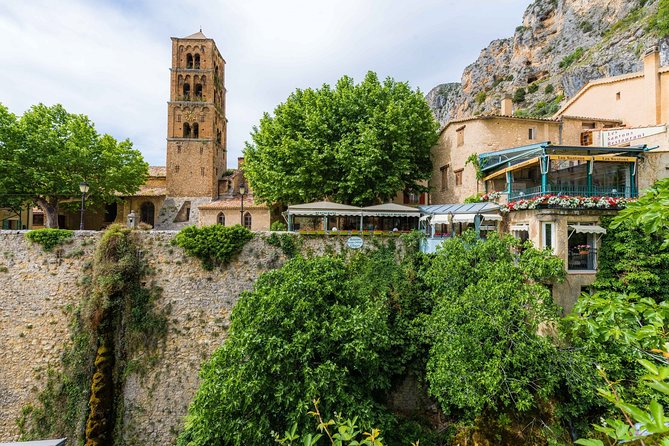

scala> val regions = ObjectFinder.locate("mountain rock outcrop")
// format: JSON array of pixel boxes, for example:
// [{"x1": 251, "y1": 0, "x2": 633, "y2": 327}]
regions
[{"x1": 428, "y1": 0, "x2": 669, "y2": 124}]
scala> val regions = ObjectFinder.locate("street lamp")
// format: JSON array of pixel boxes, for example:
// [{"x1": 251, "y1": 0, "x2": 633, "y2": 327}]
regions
[
  {"x1": 79, "y1": 182, "x2": 89, "y2": 230},
  {"x1": 239, "y1": 183, "x2": 246, "y2": 226}
]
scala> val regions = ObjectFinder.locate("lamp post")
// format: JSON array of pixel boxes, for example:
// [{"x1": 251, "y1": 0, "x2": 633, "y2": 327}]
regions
[
  {"x1": 79, "y1": 182, "x2": 89, "y2": 230},
  {"x1": 239, "y1": 183, "x2": 246, "y2": 226}
]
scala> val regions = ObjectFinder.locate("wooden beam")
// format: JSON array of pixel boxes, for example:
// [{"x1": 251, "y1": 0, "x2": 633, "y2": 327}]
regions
[{"x1": 482, "y1": 157, "x2": 540, "y2": 182}]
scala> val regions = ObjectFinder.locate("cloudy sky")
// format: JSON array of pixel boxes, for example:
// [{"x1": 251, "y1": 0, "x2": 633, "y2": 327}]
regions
[{"x1": 0, "y1": 0, "x2": 528, "y2": 167}]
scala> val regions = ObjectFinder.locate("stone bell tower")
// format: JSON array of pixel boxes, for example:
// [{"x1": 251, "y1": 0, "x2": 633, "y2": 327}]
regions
[{"x1": 166, "y1": 30, "x2": 227, "y2": 198}]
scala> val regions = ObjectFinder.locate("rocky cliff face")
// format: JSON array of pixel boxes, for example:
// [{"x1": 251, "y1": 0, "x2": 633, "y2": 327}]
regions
[{"x1": 428, "y1": 0, "x2": 669, "y2": 124}]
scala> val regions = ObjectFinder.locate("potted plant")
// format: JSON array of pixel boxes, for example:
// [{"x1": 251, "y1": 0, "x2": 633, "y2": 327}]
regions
[{"x1": 577, "y1": 244, "x2": 591, "y2": 255}]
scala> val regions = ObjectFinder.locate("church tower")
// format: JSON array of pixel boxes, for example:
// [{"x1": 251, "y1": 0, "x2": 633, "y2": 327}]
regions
[{"x1": 166, "y1": 30, "x2": 227, "y2": 198}]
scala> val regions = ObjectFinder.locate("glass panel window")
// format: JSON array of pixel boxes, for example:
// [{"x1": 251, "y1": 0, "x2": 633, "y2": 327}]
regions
[
  {"x1": 568, "y1": 226, "x2": 597, "y2": 271},
  {"x1": 541, "y1": 222, "x2": 554, "y2": 252}
]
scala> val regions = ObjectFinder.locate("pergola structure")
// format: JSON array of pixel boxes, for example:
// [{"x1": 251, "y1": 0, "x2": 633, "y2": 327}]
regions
[
  {"x1": 479, "y1": 142, "x2": 648, "y2": 201},
  {"x1": 285, "y1": 201, "x2": 420, "y2": 232}
]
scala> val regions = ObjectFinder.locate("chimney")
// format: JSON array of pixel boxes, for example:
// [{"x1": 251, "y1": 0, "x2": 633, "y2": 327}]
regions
[
  {"x1": 501, "y1": 95, "x2": 513, "y2": 116},
  {"x1": 237, "y1": 156, "x2": 245, "y2": 169},
  {"x1": 644, "y1": 46, "x2": 661, "y2": 125}
]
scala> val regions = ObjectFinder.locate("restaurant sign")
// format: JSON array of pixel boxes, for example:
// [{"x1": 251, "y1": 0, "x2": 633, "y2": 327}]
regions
[{"x1": 600, "y1": 125, "x2": 666, "y2": 146}]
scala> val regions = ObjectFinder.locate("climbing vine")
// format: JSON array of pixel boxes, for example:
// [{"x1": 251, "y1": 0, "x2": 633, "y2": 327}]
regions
[{"x1": 18, "y1": 225, "x2": 168, "y2": 445}]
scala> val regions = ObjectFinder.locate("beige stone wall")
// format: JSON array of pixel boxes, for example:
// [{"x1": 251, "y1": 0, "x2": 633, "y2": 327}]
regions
[
  {"x1": 198, "y1": 208, "x2": 271, "y2": 231},
  {"x1": 429, "y1": 118, "x2": 561, "y2": 203},
  {"x1": 0, "y1": 231, "x2": 401, "y2": 444},
  {"x1": 505, "y1": 208, "x2": 617, "y2": 311}
]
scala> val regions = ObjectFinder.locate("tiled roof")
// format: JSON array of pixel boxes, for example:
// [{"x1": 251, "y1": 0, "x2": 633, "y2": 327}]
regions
[
  {"x1": 198, "y1": 196, "x2": 268, "y2": 210},
  {"x1": 149, "y1": 166, "x2": 166, "y2": 177},
  {"x1": 440, "y1": 114, "x2": 559, "y2": 134},
  {"x1": 183, "y1": 30, "x2": 207, "y2": 40}
]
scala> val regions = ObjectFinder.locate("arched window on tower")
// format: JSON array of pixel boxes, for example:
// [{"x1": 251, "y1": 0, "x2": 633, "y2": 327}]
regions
[
  {"x1": 183, "y1": 123, "x2": 191, "y2": 138},
  {"x1": 217, "y1": 212, "x2": 225, "y2": 226},
  {"x1": 243, "y1": 212, "x2": 252, "y2": 229},
  {"x1": 183, "y1": 83, "x2": 190, "y2": 100},
  {"x1": 194, "y1": 54, "x2": 201, "y2": 69},
  {"x1": 195, "y1": 84, "x2": 203, "y2": 99},
  {"x1": 192, "y1": 122, "x2": 199, "y2": 138},
  {"x1": 201, "y1": 75, "x2": 206, "y2": 86},
  {"x1": 186, "y1": 53, "x2": 193, "y2": 69}
]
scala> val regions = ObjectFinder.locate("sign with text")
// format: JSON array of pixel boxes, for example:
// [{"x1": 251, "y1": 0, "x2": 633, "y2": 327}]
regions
[
  {"x1": 600, "y1": 125, "x2": 666, "y2": 146},
  {"x1": 346, "y1": 236, "x2": 364, "y2": 249}
]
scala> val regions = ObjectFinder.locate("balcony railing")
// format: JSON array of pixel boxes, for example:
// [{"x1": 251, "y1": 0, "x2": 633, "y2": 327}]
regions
[
  {"x1": 568, "y1": 248, "x2": 597, "y2": 271},
  {"x1": 509, "y1": 185, "x2": 636, "y2": 202}
]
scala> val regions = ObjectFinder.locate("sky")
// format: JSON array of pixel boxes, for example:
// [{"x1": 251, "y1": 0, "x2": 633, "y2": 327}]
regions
[{"x1": 0, "y1": 0, "x2": 529, "y2": 167}]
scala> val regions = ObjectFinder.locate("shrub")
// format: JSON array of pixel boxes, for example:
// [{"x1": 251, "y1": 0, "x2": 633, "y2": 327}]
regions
[
  {"x1": 512, "y1": 88, "x2": 526, "y2": 104},
  {"x1": 544, "y1": 83, "x2": 555, "y2": 94},
  {"x1": 527, "y1": 83, "x2": 539, "y2": 94},
  {"x1": 173, "y1": 224, "x2": 254, "y2": 270},
  {"x1": 650, "y1": 0, "x2": 669, "y2": 38},
  {"x1": 559, "y1": 47, "x2": 585, "y2": 69},
  {"x1": 25, "y1": 228, "x2": 74, "y2": 251},
  {"x1": 579, "y1": 20, "x2": 593, "y2": 33},
  {"x1": 270, "y1": 220, "x2": 287, "y2": 231},
  {"x1": 177, "y1": 254, "x2": 409, "y2": 446},
  {"x1": 474, "y1": 91, "x2": 486, "y2": 105},
  {"x1": 266, "y1": 232, "x2": 301, "y2": 258}
]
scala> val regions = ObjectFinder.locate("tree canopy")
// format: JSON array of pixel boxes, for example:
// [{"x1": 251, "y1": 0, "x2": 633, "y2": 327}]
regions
[
  {"x1": 0, "y1": 103, "x2": 148, "y2": 227},
  {"x1": 243, "y1": 72, "x2": 439, "y2": 206}
]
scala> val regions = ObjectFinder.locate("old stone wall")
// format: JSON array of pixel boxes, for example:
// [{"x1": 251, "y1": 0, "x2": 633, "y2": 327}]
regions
[{"x1": 0, "y1": 230, "x2": 401, "y2": 444}]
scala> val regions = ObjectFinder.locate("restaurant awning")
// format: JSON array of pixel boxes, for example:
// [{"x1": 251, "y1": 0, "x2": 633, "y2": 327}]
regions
[
  {"x1": 510, "y1": 223, "x2": 530, "y2": 232},
  {"x1": 568, "y1": 224, "x2": 607, "y2": 234},
  {"x1": 361, "y1": 203, "x2": 420, "y2": 218},
  {"x1": 420, "y1": 202, "x2": 502, "y2": 225},
  {"x1": 286, "y1": 201, "x2": 362, "y2": 216}
]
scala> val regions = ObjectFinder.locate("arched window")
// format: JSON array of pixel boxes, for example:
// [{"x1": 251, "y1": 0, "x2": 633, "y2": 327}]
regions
[
  {"x1": 194, "y1": 54, "x2": 200, "y2": 69},
  {"x1": 186, "y1": 53, "x2": 193, "y2": 69},
  {"x1": 195, "y1": 84, "x2": 202, "y2": 98},
  {"x1": 243, "y1": 212, "x2": 252, "y2": 229},
  {"x1": 183, "y1": 83, "x2": 190, "y2": 99},
  {"x1": 201, "y1": 75, "x2": 206, "y2": 86},
  {"x1": 183, "y1": 123, "x2": 191, "y2": 138},
  {"x1": 140, "y1": 202, "x2": 155, "y2": 227},
  {"x1": 217, "y1": 212, "x2": 225, "y2": 225},
  {"x1": 192, "y1": 122, "x2": 199, "y2": 138}
]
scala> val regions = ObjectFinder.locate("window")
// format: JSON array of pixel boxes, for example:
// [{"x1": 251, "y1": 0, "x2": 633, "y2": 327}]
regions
[
  {"x1": 194, "y1": 54, "x2": 201, "y2": 69},
  {"x1": 176, "y1": 114, "x2": 181, "y2": 123},
  {"x1": 175, "y1": 165, "x2": 180, "y2": 173},
  {"x1": 217, "y1": 212, "x2": 225, "y2": 225},
  {"x1": 440, "y1": 165, "x2": 449, "y2": 191},
  {"x1": 243, "y1": 212, "x2": 252, "y2": 229},
  {"x1": 185, "y1": 207, "x2": 191, "y2": 220},
  {"x1": 200, "y1": 113, "x2": 205, "y2": 123},
  {"x1": 32, "y1": 213, "x2": 44, "y2": 226},
  {"x1": 454, "y1": 169, "x2": 463, "y2": 186},
  {"x1": 580, "y1": 132, "x2": 593, "y2": 146},
  {"x1": 186, "y1": 53, "x2": 193, "y2": 69},
  {"x1": 528, "y1": 127, "x2": 537, "y2": 140},
  {"x1": 201, "y1": 167, "x2": 205, "y2": 176},
  {"x1": 183, "y1": 83, "x2": 190, "y2": 99},
  {"x1": 568, "y1": 224, "x2": 598, "y2": 271},
  {"x1": 616, "y1": 92, "x2": 621, "y2": 100},
  {"x1": 192, "y1": 122, "x2": 199, "y2": 138},
  {"x1": 541, "y1": 222, "x2": 555, "y2": 252},
  {"x1": 177, "y1": 146, "x2": 181, "y2": 154},
  {"x1": 195, "y1": 83, "x2": 203, "y2": 98},
  {"x1": 456, "y1": 126, "x2": 465, "y2": 146},
  {"x1": 183, "y1": 123, "x2": 191, "y2": 138}
]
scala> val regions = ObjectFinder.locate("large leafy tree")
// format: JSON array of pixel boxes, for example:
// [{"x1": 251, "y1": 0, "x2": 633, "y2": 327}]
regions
[
  {"x1": 0, "y1": 103, "x2": 148, "y2": 227},
  {"x1": 244, "y1": 72, "x2": 439, "y2": 206}
]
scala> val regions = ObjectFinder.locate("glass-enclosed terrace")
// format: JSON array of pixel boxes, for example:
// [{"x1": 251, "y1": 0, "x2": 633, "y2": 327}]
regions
[{"x1": 479, "y1": 142, "x2": 646, "y2": 201}]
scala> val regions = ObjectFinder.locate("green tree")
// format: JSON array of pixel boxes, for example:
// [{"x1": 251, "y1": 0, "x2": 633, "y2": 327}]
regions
[
  {"x1": 0, "y1": 103, "x2": 148, "y2": 227},
  {"x1": 612, "y1": 178, "x2": 669, "y2": 248},
  {"x1": 243, "y1": 72, "x2": 439, "y2": 206},
  {"x1": 423, "y1": 233, "x2": 571, "y2": 420}
]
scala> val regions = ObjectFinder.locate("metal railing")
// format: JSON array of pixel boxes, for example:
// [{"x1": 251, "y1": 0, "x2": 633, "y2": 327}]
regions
[
  {"x1": 509, "y1": 185, "x2": 636, "y2": 201},
  {"x1": 568, "y1": 248, "x2": 597, "y2": 271}
]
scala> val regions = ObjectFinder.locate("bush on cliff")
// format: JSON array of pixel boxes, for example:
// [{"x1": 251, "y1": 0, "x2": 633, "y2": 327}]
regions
[
  {"x1": 25, "y1": 228, "x2": 73, "y2": 251},
  {"x1": 173, "y1": 224, "x2": 254, "y2": 270},
  {"x1": 177, "y1": 245, "x2": 432, "y2": 446}
]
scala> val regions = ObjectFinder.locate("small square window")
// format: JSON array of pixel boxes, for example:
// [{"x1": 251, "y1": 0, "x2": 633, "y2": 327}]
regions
[
  {"x1": 528, "y1": 127, "x2": 537, "y2": 140},
  {"x1": 616, "y1": 92, "x2": 621, "y2": 100},
  {"x1": 175, "y1": 165, "x2": 180, "y2": 173}
]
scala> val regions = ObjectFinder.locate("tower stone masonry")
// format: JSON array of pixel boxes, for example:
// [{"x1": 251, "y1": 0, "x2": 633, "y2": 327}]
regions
[{"x1": 166, "y1": 30, "x2": 227, "y2": 198}]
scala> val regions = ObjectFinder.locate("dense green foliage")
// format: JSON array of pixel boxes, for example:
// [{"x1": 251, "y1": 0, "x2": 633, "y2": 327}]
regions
[
  {"x1": 650, "y1": 0, "x2": 669, "y2": 37},
  {"x1": 513, "y1": 88, "x2": 526, "y2": 103},
  {"x1": 266, "y1": 231, "x2": 301, "y2": 257},
  {"x1": 612, "y1": 177, "x2": 669, "y2": 248},
  {"x1": 244, "y1": 72, "x2": 439, "y2": 206},
  {"x1": 173, "y1": 224, "x2": 254, "y2": 270},
  {"x1": 177, "y1": 252, "x2": 416, "y2": 445},
  {"x1": 270, "y1": 220, "x2": 288, "y2": 231},
  {"x1": 25, "y1": 228, "x2": 74, "y2": 251},
  {"x1": 0, "y1": 103, "x2": 148, "y2": 227},
  {"x1": 423, "y1": 233, "x2": 572, "y2": 420}
]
